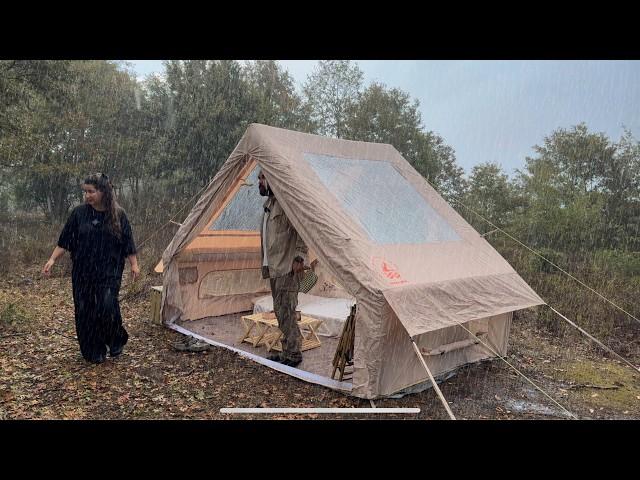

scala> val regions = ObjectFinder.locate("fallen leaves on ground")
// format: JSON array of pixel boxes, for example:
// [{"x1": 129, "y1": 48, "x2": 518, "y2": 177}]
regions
[{"x1": 1, "y1": 264, "x2": 639, "y2": 420}]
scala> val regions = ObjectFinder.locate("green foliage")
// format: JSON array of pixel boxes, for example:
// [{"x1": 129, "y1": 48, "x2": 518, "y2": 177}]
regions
[
  {"x1": 0, "y1": 302, "x2": 31, "y2": 325},
  {"x1": 497, "y1": 243, "x2": 636, "y2": 341},
  {"x1": 302, "y1": 60, "x2": 364, "y2": 138},
  {"x1": 344, "y1": 82, "x2": 420, "y2": 145},
  {"x1": 2, "y1": 60, "x2": 470, "y2": 228},
  {"x1": 512, "y1": 124, "x2": 640, "y2": 253},
  {"x1": 461, "y1": 162, "x2": 519, "y2": 230},
  {"x1": 2, "y1": 60, "x2": 147, "y2": 221},
  {"x1": 244, "y1": 60, "x2": 307, "y2": 131},
  {"x1": 416, "y1": 132, "x2": 467, "y2": 201},
  {"x1": 593, "y1": 250, "x2": 640, "y2": 277},
  {"x1": 527, "y1": 247, "x2": 568, "y2": 274},
  {"x1": 160, "y1": 60, "x2": 255, "y2": 194},
  {"x1": 0, "y1": 60, "x2": 73, "y2": 142}
]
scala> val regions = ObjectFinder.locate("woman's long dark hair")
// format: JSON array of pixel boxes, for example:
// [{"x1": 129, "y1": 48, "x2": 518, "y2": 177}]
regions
[{"x1": 84, "y1": 173, "x2": 122, "y2": 239}]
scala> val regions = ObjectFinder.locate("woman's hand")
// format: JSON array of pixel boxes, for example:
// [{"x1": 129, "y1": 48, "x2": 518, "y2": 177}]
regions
[
  {"x1": 42, "y1": 259, "x2": 55, "y2": 276},
  {"x1": 43, "y1": 247, "x2": 66, "y2": 277},
  {"x1": 131, "y1": 264, "x2": 140, "y2": 282},
  {"x1": 127, "y1": 255, "x2": 140, "y2": 282}
]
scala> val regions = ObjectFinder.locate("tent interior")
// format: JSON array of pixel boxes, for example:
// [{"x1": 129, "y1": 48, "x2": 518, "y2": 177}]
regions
[
  {"x1": 156, "y1": 155, "x2": 518, "y2": 396},
  {"x1": 155, "y1": 159, "x2": 361, "y2": 387}
]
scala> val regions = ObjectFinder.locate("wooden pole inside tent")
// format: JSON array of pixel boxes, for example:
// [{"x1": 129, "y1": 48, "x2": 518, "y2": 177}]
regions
[{"x1": 410, "y1": 339, "x2": 457, "y2": 420}]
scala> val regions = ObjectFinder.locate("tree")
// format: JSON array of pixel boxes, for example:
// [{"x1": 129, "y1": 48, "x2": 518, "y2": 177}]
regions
[
  {"x1": 462, "y1": 162, "x2": 519, "y2": 231},
  {"x1": 344, "y1": 81, "x2": 466, "y2": 200},
  {"x1": 161, "y1": 60, "x2": 256, "y2": 196},
  {"x1": 412, "y1": 130, "x2": 467, "y2": 201},
  {"x1": 345, "y1": 82, "x2": 421, "y2": 147},
  {"x1": 2, "y1": 60, "x2": 94, "y2": 220},
  {"x1": 302, "y1": 60, "x2": 363, "y2": 138},
  {"x1": 244, "y1": 60, "x2": 308, "y2": 131},
  {"x1": 533, "y1": 123, "x2": 614, "y2": 196},
  {"x1": 4, "y1": 61, "x2": 147, "y2": 221},
  {"x1": 600, "y1": 129, "x2": 640, "y2": 250},
  {"x1": 512, "y1": 124, "x2": 639, "y2": 252},
  {"x1": 0, "y1": 60, "x2": 73, "y2": 138}
]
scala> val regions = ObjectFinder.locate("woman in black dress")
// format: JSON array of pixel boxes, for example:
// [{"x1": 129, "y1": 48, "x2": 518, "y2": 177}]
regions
[{"x1": 43, "y1": 173, "x2": 139, "y2": 364}]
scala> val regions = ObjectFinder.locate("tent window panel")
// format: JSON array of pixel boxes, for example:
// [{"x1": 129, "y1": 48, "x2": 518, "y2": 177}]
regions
[
  {"x1": 210, "y1": 165, "x2": 263, "y2": 231},
  {"x1": 199, "y1": 269, "x2": 270, "y2": 298},
  {"x1": 304, "y1": 153, "x2": 461, "y2": 245},
  {"x1": 178, "y1": 267, "x2": 198, "y2": 285}
]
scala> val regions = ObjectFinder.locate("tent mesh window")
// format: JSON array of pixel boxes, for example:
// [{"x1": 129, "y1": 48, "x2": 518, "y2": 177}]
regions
[
  {"x1": 209, "y1": 165, "x2": 263, "y2": 231},
  {"x1": 304, "y1": 153, "x2": 461, "y2": 245}
]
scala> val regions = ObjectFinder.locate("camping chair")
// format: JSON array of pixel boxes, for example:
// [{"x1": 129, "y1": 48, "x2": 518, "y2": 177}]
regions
[{"x1": 332, "y1": 304, "x2": 356, "y2": 381}]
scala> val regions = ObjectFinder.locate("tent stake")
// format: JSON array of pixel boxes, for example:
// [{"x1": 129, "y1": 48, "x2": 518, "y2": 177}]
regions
[{"x1": 411, "y1": 339, "x2": 457, "y2": 420}]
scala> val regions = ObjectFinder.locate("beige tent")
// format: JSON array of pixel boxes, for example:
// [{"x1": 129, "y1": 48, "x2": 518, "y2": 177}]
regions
[{"x1": 158, "y1": 123, "x2": 545, "y2": 399}]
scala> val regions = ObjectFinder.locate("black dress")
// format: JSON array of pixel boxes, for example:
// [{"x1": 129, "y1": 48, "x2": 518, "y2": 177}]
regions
[{"x1": 58, "y1": 204, "x2": 137, "y2": 363}]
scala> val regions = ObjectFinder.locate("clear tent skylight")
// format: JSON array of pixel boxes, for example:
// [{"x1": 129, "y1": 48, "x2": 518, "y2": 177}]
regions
[{"x1": 304, "y1": 153, "x2": 461, "y2": 245}]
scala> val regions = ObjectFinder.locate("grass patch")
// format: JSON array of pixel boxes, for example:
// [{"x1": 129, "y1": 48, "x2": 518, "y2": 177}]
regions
[
  {"x1": 560, "y1": 359, "x2": 640, "y2": 412},
  {"x1": 0, "y1": 301, "x2": 32, "y2": 325}
]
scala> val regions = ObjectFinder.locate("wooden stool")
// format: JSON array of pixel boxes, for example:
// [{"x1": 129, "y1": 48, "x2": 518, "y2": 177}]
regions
[
  {"x1": 238, "y1": 313, "x2": 278, "y2": 347},
  {"x1": 239, "y1": 312, "x2": 323, "y2": 352}
]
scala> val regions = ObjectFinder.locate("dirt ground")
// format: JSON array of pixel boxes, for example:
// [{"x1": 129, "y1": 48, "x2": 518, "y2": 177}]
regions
[{"x1": 1, "y1": 265, "x2": 639, "y2": 421}]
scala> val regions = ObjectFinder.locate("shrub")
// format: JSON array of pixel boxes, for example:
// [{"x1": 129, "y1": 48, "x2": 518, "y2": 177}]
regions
[
  {"x1": 593, "y1": 250, "x2": 640, "y2": 278},
  {"x1": 528, "y1": 247, "x2": 568, "y2": 274},
  {"x1": 0, "y1": 302, "x2": 31, "y2": 325}
]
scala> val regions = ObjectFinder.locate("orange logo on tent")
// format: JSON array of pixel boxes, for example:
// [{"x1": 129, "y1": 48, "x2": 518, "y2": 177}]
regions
[
  {"x1": 381, "y1": 261, "x2": 401, "y2": 280},
  {"x1": 371, "y1": 257, "x2": 408, "y2": 285}
]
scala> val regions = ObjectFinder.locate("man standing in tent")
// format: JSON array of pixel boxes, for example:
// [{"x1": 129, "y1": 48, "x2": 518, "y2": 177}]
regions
[{"x1": 258, "y1": 170, "x2": 308, "y2": 367}]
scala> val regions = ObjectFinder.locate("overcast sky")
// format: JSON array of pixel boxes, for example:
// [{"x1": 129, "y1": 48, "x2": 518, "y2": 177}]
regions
[{"x1": 127, "y1": 60, "x2": 640, "y2": 177}]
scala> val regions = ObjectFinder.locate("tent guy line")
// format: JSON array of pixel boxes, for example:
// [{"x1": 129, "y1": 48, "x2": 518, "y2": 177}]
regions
[
  {"x1": 442, "y1": 185, "x2": 640, "y2": 327},
  {"x1": 433, "y1": 180, "x2": 640, "y2": 375},
  {"x1": 136, "y1": 181, "x2": 211, "y2": 250},
  {"x1": 549, "y1": 306, "x2": 640, "y2": 373},
  {"x1": 452, "y1": 317, "x2": 577, "y2": 419}
]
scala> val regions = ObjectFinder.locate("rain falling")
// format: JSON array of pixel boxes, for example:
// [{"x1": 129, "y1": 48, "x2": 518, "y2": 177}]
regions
[{"x1": 0, "y1": 60, "x2": 639, "y2": 421}]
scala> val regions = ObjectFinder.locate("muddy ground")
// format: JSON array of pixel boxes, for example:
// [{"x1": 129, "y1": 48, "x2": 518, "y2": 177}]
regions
[{"x1": 1, "y1": 265, "x2": 639, "y2": 421}]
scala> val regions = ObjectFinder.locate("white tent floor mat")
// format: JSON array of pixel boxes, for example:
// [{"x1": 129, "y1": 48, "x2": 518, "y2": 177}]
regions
[{"x1": 174, "y1": 312, "x2": 352, "y2": 391}]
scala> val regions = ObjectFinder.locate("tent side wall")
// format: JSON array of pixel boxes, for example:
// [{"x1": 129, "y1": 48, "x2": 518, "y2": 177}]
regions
[{"x1": 367, "y1": 308, "x2": 513, "y2": 398}]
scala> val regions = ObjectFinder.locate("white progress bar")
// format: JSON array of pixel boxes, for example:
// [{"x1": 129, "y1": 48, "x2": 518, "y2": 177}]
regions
[{"x1": 220, "y1": 408, "x2": 420, "y2": 414}]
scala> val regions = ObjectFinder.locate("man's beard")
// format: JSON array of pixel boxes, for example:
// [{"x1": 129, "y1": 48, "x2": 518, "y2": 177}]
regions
[{"x1": 259, "y1": 185, "x2": 273, "y2": 197}]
